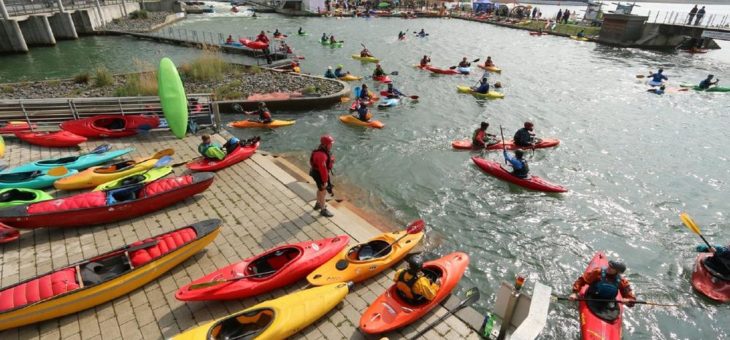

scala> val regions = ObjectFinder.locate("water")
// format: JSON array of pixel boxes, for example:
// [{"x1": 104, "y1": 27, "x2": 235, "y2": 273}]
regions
[{"x1": 3, "y1": 10, "x2": 730, "y2": 339}]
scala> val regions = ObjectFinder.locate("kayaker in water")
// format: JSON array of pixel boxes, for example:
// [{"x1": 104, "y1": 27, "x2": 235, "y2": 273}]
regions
[
  {"x1": 334, "y1": 65, "x2": 349, "y2": 78},
  {"x1": 577, "y1": 29, "x2": 586, "y2": 38},
  {"x1": 398, "y1": 31, "x2": 406, "y2": 40},
  {"x1": 329, "y1": 35, "x2": 337, "y2": 44},
  {"x1": 279, "y1": 41, "x2": 292, "y2": 54},
  {"x1": 484, "y1": 56, "x2": 495, "y2": 67},
  {"x1": 298, "y1": 27, "x2": 304, "y2": 35},
  {"x1": 420, "y1": 55, "x2": 431, "y2": 67},
  {"x1": 503, "y1": 150, "x2": 529, "y2": 179},
  {"x1": 225, "y1": 35, "x2": 233, "y2": 44},
  {"x1": 359, "y1": 84, "x2": 371, "y2": 101},
  {"x1": 352, "y1": 101, "x2": 372, "y2": 122},
  {"x1": 514, "y1": 122, "x2": 538, "y2": 147},
  {"x1": 385, "y1": 83, "x2": 404, "y2": 98},
  {"x1": 373, "y1": 64, "x2": 386, "y2": 78},
  {"x1": 243, "y1": 102, "x2": 273, "y2": 124},
  {"x1": 324, "y1": 66, "x2": 337, "y2": 79},
  {"x1": 696, "y1": 244, "x2": 730, "y2": 279},
  {"x1": 273, "y1": 29, "x2": 282, "y2": 37},
  {"x1": 458, "y1": 57, "x2": 471, "y2": 68},
  {"x1": 417, "y1": 29, "x2": 427, "y2": 37},
  {"x1": 321, "y1": 33, "x2": 328, "y2": 43},
  {"x1": 647, "y1": 85, "x2": 666, "y2": 95},
  {"x1": 394, "y1": 255, "x2": 440, "y2": 303},
  {"x1": 649, "y1": 69, "x2": 668, "y2": 84},
  {"x1": 255, "y1": 31, "x2": 269, "y2": 44},
  {"x1": 473, "y1": 122, "x2": 497, "y2": 148},
  {"x1": 310, "y1": 135, "x2": 335, "y2": 217},
  {"x1": 569, "y1": 260, "x2": 637, "y2": 308},
  {"x1": 698, "y1": 74, "x2": 719, "y2": 90},
  {"x1": 472, "y1": 78, "x2": 490, "y2": 94},
  {"x1": 361, "y1": 47, "x2": 374, "y2": 58}
]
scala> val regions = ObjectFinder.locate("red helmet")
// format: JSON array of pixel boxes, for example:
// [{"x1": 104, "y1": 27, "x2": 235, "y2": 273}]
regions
[{"x1": 320, "y1": 135, "x2": 334, "y2": 147}]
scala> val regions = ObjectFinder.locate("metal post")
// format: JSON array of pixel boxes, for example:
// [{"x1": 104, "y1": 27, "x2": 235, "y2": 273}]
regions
[
  {"x1": 654, "y1": 11, "x2": 659, "y2": 23},
  {"x1": 0, "y1": 0, "x2": 10, "y2": 19},
  {"x1": 211, "y1": 102, "x2": 221, "y2": 132},
  {"x1": 647, "y1": 11, "x2": 651, "y2": 23},
  {"x1": 118, "y1": 98, "x2": 125, "y2": 115},
  {"x1": 707, "y1": 15, "x2": 714, "y2": 27},
  {"x1": 94, "y1": 0, "x2": 105, "y2": 27},
  {"x1": 55, "y1": 0, "x2": 65, "y2": 12}
]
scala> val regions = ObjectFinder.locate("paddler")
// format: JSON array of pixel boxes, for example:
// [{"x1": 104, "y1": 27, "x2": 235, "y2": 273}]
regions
[
  {"x1": 503, "y1": 150, "x2": 529, "y2": 179},
  {"x1": 290, "y1": 61, "x2": 301, "y2": 74},
  {"x1": 384, "y1": 83, "x2": 404, "y2": 98},
  {"x1": 696, "y1": 244, "x2": 730, "y2": 279},
  {"x1": 484, "y1": 56, "x2": 495, "y2": 67},
  {"x1": 334, "y1": 65, "x2": 349, "y2": 78},
  {"x1": 198, "y1": 135, "x2": 253, "y2": 160},
  {"x1": 273, "y1": 28, "x2": 282, "y2": 38},
  {"x1": 458, "y1": 57, "x2": 471, "y2": 68},
  {"x1": 321, "y1": 33, "x2": 328, "y2": 43},
  {"x1": 310, "y1": 135, "x2": 335, "y2": 218},
  {"x1": 417, "y1": 28, "x2": 427, "y2": 37},
  {"x1": 577, "y1": 29, "x2": 586, "y2": 38},
  {"x1": 243, "y1": 102, "x2": 273, "y2": 124},
  {"x1": 398, "y1": 31, "x2": 406, "y2": 40},
  {"x1": 513, "y1": 122, "x2": 538, "y2": 148},
  {"x1": 473, "y1": 122, "x2": 497, "y2": 148},
  {"x1": 373, "y1": 64, "x2": 386, "y2": 78},
  {"x1": 569, "y1": 260, "x2": 637, "y2": 308},
  {"x1": 394, "y1": 255, "x2": 440, "y2": 303},
  {"x1": 324, "y1": 66, "x2": 337, "y2": 79},
  {"x1": 255, "y1": 30, "x2": 269, "y2": 44},
  {"x1": 352, "y1": 100, "x2": 372, "y2": 122},
  {"x1": 698, "y1": 74, "x2": 719, "y2": 90},
  {"x1": 359, "y1": 84, "x2": 371, "y2": 101},
  {"x1": 329, "y1": 34, "x2": 337, "y2": 44},
  {"x1": 471, "y1": 77, "x2": 490, "y2": 94},
  {"x1": 360, "y1": 47, "x2": 374, "y2": 58},
  {"x1": 225, "y1": 35, "x2": 234, "y2": 44},
  {"x1": 298, "y1": 27, "x2": 304, "y2": 35},
  {"x1": 420, "y1": 55, "x2": 431, "y2": 67},
  {"x1": 649, "y1": 68, "x2": 668, "y2": 84}
]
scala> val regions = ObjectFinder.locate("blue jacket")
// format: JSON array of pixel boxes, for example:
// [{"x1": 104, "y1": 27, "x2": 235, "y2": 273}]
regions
[
  {"x1": 335, "y1": 69, "x2": 346, "y2": 78},
  {"x1": 503, "y1": 151, "x2": 524, "y2": 170},
  {"x1": 324, "y1": 70, "x2": 336, "y2": 79},
  {"x1": 474, "y1": 83, "x2": 490, "y2": 94},
  {"x1": 651, "y1": 73, "x2": 668, "y2": 82}
]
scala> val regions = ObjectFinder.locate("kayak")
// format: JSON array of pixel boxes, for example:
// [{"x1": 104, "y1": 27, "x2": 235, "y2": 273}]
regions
[
  {"x1": 8, "y1": 147, "x2": 134, "y2": 173},
  {"x1": 0, "y1": 169, "x2": 78, "y2": 190},
  {"x1": 239, "y1": 38, "x2": 268, "y2": 50},
  {"x1": 352, "y1": 55, "x2": 380, "y2": 63},
  {"x1": 0, "y1": 219, "x2": 220, "y2": 331},
  {"x1": 158, "y1": 57, "x2": 189, "y2": 139},
  {"x1": 54, "y1": 158, "x2": 160, "y2": 190},
  {"x1": 377, "y1": 98, "x2": 399, "y2": 108},
  {"x1": 647, "y1": 79, "x2": 664, "y2": 87},
  {"x1": 172, "y1": 282, "x2": 350, "y2": 340},
  {"x1": 456, "y1": 85, "x2": 505, "y2": 99},
  {"x1": 425, "y1": 66, "x2": 459, "y2": 75},
  {"x1": 571, "y1": 36, "x2": 590, "y2": 41},
  {"x1": 691, "y1": 253, "x2": 730, "y2": 302},
  {"x1": 0, "y1": 173, "x2": 214, "y2": 229},
  {"x1": 330, "y1": 42, "x2": 343, "y2": 48},
  {"x1": 530, "y1": 31, "x2": 548, "y2": 36},
  {"x1": 307, "y1": 225, "x2": 424, "y2": 285},
  {"x1": 457, "y1": 67, "x2": 471, "y2": 74},
  {"x1": 339, "y1": 74, "x2": 363, "y2": 81},
  {"x1": 683, "y1": 49, "x2": 707, "y2": 53},
  {"x1": 0, "y1": 222, "x2": 19, "y2": 244},
  {"x1": 477, "y1": 64, "x2": 502, "y2": 73},
  {"x1": 176, "y1": 235, "x2": 349, "y2": 301},
  {"x1": 579, "y1": 252, "x2": 623, "y2": 340},
  {"x1": 14, "y1": 131, "x2": 87, "y2": 148},
  {"x1": 60, "y1": 115, "x2": 160, "y2": 138},
  {"x1": 297, "y1": 32, "x2": 308, "y2": 36},
  {"x1": 228, "y1": 120, "x2": 296, "y2": 128},
  {"x1": 0, "y1": 188, "x2": 52, "y2": 208},
  {"x1": 680, "y1": 84, "x2": 730, "y2": 92},
  {"x1": 373, "y1": 75, "x2": 392, "y2": 84},
  {"x1": 359, "y1": 252, "x2": 470, "y2": 334},
  {"x1": 339, "y1": 115, "x2": 385, "y2": 129},
  {"x1": 93, "y1": 166, "x2": 173, "y2": 191},
  {"x1": 186, "y1": 141, "x2": 259, "y2": 171},
  {"x1": 451, "y1": 138, "x2": 559, "y2": 150},
  {"x1": 0, "y1": 135, "x2": 4, "y2": 158},
  {"x1": 0, "y1": 122, "x2": 36, "y2": 134},
  {"x1": 471, "y1": 156, "x2": 567, "y2": 193}
]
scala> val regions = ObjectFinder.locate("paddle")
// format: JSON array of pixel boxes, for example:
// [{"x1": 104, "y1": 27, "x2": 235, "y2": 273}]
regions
[
  {"x1": 408, "y1": 287, "x2": 481, "y2": 340},
  {"x1": 680, "y1": 212, "x2": 713, "y2": 249},
  {"x1": 449, "y1": 58, "x2": 480, "y2": 69},
  {"x1": 82, "y1": 144, "x2": 111, "y2": 156},
  {"x1": 366, "y1": 71, "x2": 400, "y2": 80},
  {"x1": 499, "y1": 126, "x2": 507, "y2": 159},
  {"x1": 47, "y1": 166, "x2": 69, "y2": 177},
  {"x1": 140, "y1": 148, "x2": 175, "y2": 162},
  {"x1": 334, "y1": 220, "x2": 425, "y2": 271},
  {"x1": 187, "y1": 270, "x2": 278, "y2": 290},
  {"x1": 138, "y1": 156, "x2": 173, "y2": 176},
  {"x1": 553, "y1": 296, "x2": 678, "y2": 307}
]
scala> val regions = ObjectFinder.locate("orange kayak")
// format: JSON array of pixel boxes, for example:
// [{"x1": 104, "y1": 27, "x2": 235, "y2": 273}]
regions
[{"x1": 359, "y1": 252, "x2": 469, "y2": 334}]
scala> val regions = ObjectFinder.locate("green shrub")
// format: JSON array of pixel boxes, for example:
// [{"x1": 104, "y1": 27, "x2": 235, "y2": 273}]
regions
[
  {"x1": 1, "y1": 85, "x2": 13, "y2": 93},
  {"x1": 214, "y1": 80, "x2": 243, "y2": 100},
  {"x1": 114, "y1": 73, "x2": 158, "y2": 97},
  {"x1": 94, "y1": 67, "x2": 114, "y2": 87},
  {"x1": 180, "y1": 53, "x2": 228, "y2": 82},
  {"x1": 73, "y1": 72, "x2": 90, "y2": 84},
  {"x1": 129, "y1": 9, "x2": 149, "y2": 20},
  {"x1": 302, "y1": 86, "x2": 320, "y2": 94}
]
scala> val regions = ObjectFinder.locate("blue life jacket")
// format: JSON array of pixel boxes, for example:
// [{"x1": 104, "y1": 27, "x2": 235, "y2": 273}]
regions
[
  {"x1": 588, "y1": 267, "x2": 620, "y2": 300},
  {"x1": 651, "y1": 73, "x2": 667, "y2": 82}
]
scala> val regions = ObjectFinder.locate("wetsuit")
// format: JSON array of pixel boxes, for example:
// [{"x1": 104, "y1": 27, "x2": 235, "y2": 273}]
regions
[
  {"x1": 324, "y1": 69, "x2": 337, "y2": 79},
  {"x1": 572, "y1": 267, "x2": 636, "y2": 314},
  {"x1": 472, "y1": 128, "x2": 488, "y2": 148},
  {"x1": 420, "y1": 57, "x2": 430, "y2": 67},
  {"x1": 334, "y1": 68, "x2": 346, "y2": 78},
  {"x1": 473, "y1": 82, "x2": 489, "y2": 94},
  {"x1": 253, "y1": 109, "x2": 272, "y2": 123},
  {"x1": 513, "y1": 128, "x2": 535, "y2": 147},
  {"x1": 458, "y1": 61, "x2": 470, "y2": 67},
  {"x1": 698, "y1": 79, "x2": 715, "y2": 90},
  {"x1": 373, "y1": 68, "x2": 386, "y2": 77},
  {"x1": 697, "y1": 245, "x2": 730, "y2": 278},
  {"x1": 256, "y1": 33, "x2": 269, "y2": 44},
  {"x1": 355, "y1": 104, "x2": 369, "y2": 121},
  {"x1": 650, "y1": 72, "x2": 668, "y2": 83},
  {"x1": 198, "y1": 142, "x2": 226, "y2": 160},
  {"x1": 385, "y1": 87, "x2": 404, "y2": 98},
  {"x1": 504, "y1": 151, "x2": 529, "y2": 178}
]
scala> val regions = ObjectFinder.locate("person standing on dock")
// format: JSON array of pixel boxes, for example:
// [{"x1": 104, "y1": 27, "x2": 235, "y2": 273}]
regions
[
  {"x1": 687, "y1": 5, "x2": 698, "y2": 25},
  {"x1": 556, "y1": 9, "x2": 562, "y2": 23},
  {"x1": 311, "y1": 135, "x2": 336, "y2": 218},
  {"x1": 694, "y1": 6, "x2": 706, "y2": 26},
  {"x1": 562, "y1": 9, "x2": 570, "y2": 24}
]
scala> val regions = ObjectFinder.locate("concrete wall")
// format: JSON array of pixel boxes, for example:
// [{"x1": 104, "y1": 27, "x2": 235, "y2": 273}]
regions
[
  {"x1": 18, "y1": 15, "x2": 56, "y2": 46},
  {"x1": 141, "y1": 0, "x2": 183, "y2": 12},
  {"x1": 0, "y1": 20, "x2": 29, "y2": 53},
  {"x1": 48, "y1": 12, "x2": 78, "y2": 39},
  {"x1": 598, "y1": 14, "x2": 647, "y2": 46}
]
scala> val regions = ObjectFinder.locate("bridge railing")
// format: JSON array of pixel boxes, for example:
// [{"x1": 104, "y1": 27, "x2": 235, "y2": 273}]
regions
[
  {"x1": 645, "y1": 10, "x2": 729, "y2": 29},
  {"x1": 5, "y1": 0, "x2": 133, "y2": 17}
]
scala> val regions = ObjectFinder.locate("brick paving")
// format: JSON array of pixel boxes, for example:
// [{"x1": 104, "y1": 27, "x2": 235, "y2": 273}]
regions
[{"x1": 0, "y1": 132, "x2": 480, "y2": 340}]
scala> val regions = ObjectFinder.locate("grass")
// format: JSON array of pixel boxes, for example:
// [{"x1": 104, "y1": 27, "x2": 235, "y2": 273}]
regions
[
  {"x1": 94, "y1": 67, "x2": 114, "y2": 87},
  {"x1": 520, "y1": 20, "x2": 601, "y2": 36},
  {"x1": 302, "y1": 86, "x2": 320, "y2": 94},
  {"x1": 180, "y1": 53, "x2": 229, "y2": 82},
  {"x1": 1, "y1": 85, "x2": 13, "y2": 93},
  {"x1": 73, "y1": 72, "x2": 90, "y2": 84},
  {"x1": 114, "y1": 72, "x2": 158, "y2": 97},
  {"x1": 214, "y1": 80, "x2": 244, "y2": 100},
  {"x1": 129, "y1": 9, "x2": 149, "y2": 20}
]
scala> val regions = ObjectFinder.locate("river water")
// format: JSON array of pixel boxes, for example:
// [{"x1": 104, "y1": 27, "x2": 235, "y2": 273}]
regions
[{"x1": 2, "y1": 8, "x2": 730, "y2": 339}]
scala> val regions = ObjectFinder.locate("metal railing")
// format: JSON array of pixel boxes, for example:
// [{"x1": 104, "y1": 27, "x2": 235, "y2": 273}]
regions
[
  {"x1": 5, "y1": 0, "x2": 133, "y2": 17},
  {"x1": 645, "y1": 10, "x2": 730, "y2": 29},
  {"x1": 0, "y1": 94, "x2": 219, "y2": 132}
]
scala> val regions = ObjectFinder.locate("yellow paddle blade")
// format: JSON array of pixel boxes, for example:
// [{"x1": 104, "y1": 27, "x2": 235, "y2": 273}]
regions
[
  {"x1": 151, "y1": 148, "x2": 175, "y2": 160},
  {"x1": 340, "y1": 96, "x2": 350, "y2": 102},
  {"x1": 679, "y1": 212, "x2": 701, "y2": 235},
  {"x1": 47, "y1": 166, "x2": 68, "y2": 177},
  {"x1": 636, "y1": 75, "x2": 645, "y2": 79}
]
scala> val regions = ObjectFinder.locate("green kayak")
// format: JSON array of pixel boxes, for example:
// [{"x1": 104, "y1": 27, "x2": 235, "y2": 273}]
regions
[
  {"x1": 0, "y1": 169, "x2": 78, "y2": 189},
  {"x1": 0, "y1": 188, "x2": 52, "y2": 208},
  {"x1": 680, "y1": 84, "x2": 730, "y2": 92},
  {"x1": 93, "y1": 166, "x2": 173, "y2": 191},
  {"x1": 158, "y1": 57, "x2": 189, "y2": 139}
]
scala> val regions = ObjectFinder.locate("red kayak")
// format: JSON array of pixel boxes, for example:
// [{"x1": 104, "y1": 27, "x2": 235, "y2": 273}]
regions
[
  {"x1": 0, "y1": 173, "x2": 214, "y2": 229},
  {"x1": 239, "y1": 38, "x2": 268, "y2": 50},
  {"x1": 359, "y1": 252, "x2": 469, "y2": 334},
  {"x1": 471, "y1": 156, "x2": 567, "y2": 193},
  {"x1": 373, "y1": 75, "x2": 392, "y2": 84},
  {"x1": 175, "y1": 235, "x2": 349, "y2": 301},
  {"x1": 0, "y1": 222, "x2": 19, "y2": 244},
  {"x1": 187, "y1": 141, "x2": 259, "y2": 172},
  {"x1": 579, "y1": 252, "x2": 623, "y2": 340},
  {"x1": 452, "y1": 138, "x2": 560, "y2": 151},
  {"x1": 691, "y1": 253, "x2": 730, "y2": 302},
  {"x1": 60, "y1": 115, "x2": 160, "y2": 138},
  {"x1": 425, "y1": 66, "x2": 458, "y2": 75},
  {"x1": 15, "y1": 131, "x2": 87, "y2": 148},
  {"x1": 0, "y1": 122, "x2": 36, "y2": 134}
]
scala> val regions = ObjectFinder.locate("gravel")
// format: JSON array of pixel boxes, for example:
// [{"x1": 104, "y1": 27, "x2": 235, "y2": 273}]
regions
[{"x1": 104, "y1": 12, "x2": 175, "y2": 33}]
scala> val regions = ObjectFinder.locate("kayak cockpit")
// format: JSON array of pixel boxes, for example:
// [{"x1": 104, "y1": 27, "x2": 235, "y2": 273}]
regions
[
  {"x1": 246, "y1": 247, "x2": 301, "y2": 279},
  {"x1": 394, "y1": 267, "x2": 442, "y2": 305},
  {"x1": 0, "y1": 171, "x2": 42, "y2": 183},
  {"x1": 347, "y1": 240, "x2": 391, "y2": 262},
  {"x1": 210, "y1": 308, "x2": 274, "y2": 340},
  {"x1": 80, "y1": 253, "x2": 133, "y2": 286},
  {"x1": 95, "y1": 160, "x2": 136, "y2": 174},
  {"x1": 94, "y1": 117, "x2": 126, "y2": 131},
  {"x1": 0, "y1": 189, "x2": 40, "y2": 202},
  {"x1": 36, "y1": 156, "x2": 80, "y2": 166}
]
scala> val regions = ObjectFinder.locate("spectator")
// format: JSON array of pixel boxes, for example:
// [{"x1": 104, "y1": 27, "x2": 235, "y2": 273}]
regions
[
  {"x1": 556, "y1": 9, "x2": 562, "y2": 23},
  {"x1": 687, "y1": 5, "x2": 698, "y2": 25},
  {"x1": 694, "y1": 6, "x2": 705, "y2": 26},
  {"x1": 562, "y1": 9, "x2": 570, "y2": 24}
]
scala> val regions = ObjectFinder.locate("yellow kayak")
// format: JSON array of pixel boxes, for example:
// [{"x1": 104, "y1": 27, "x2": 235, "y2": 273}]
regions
[
  {"x1": 0, "y1": 135, "x2": 4, "y2": 158},
  {"x1": 307, "y1": 227, "x2": 424, "y2": 285},
  {"x1": 351, "y1": 55, "x2": 380, "y2": 63},
  {"x1": 339, "y1": 74, "x2": 363, "y2": 81},
  {"x1": 477, "y1": 64, "x2": 502, "y2": 73},
  {"x1": 54, "y1": 158, "x2": 159, "y2": 190},
  {"x1": 93, "y1": 166, "x2": 173, "y2": 191},
  {"x1": 570, "y1": 36, "x2": 589, "y2": 41},
  {"x1": 172, "y1": 282, "x2": 351, "y2": 340},
  {"x1": 339, "y1": 115, "x2": 384, "y2": 129},
  {"x1": 227, "y1": 120, "x2": 296, "y2": 128},
  {"x1": 456, "y1": 85, "x2": 505, "y2": 99}
]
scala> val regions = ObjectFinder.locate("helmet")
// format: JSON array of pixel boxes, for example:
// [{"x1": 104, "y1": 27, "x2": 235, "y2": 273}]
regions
[
  {"x1": 328, "y1": 66, "x2": 332, "y2": 70},
  {"x1": 524, "y1": 121, "x2": 534, "y2": 128},
  {"x1": 406, "y1": 255, "x2": 423, "y2": 271},
  {"x1": 658, "y1": 68, "x2": 664, "y2": 73},
  {"x1": 608, "y1": 260, "x2": 626, "y2": 274},
  {"x1": 337, "y1": 64, "x2": 343, "y2": 68},
  {"x1": 480, "y1": 122, "x2": 489, "y2": 129},
  {"x1": 320, "y1": 135, "x2": 334, "y2": 147},
  {"x1": 515, "y1": 150, "x2": 525, "y2": 158},
  {"x1": 708, "y1": 74, "x2": 714, "y2": 78}
]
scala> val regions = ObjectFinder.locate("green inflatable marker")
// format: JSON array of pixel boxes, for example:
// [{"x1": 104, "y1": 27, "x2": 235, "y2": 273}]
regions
[{"x1": 158, "y1": 57, "x2": 189, "y2": 139}]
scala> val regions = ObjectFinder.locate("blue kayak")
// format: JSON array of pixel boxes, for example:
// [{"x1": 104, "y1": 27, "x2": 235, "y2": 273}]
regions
[
  {"x1": 7, "y1": 148, "x2": 134, "y2": 173},
  {"x1": 458, "y1": 67, "x2": 471, "y2": 74},
  {"x1": 377, "y1": 98, "x2": 399, "y2": 108},
  {"x1": 0, "y1": 169, "x2": 78, "y2": 189}
]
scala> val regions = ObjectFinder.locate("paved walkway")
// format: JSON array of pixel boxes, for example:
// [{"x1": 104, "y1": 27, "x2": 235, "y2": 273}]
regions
[{"x1": 0, "y1": 132, "x2": 481, "y2": 340}]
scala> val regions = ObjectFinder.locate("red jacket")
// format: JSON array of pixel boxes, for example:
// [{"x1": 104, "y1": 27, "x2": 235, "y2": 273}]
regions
[
  {"x1": 256, "y1": 33, "x2": 269, "y2": 44},
  {"x1": 572, "y1": 268, "x2": 636, "y2": 300},
  {"x1": 310, "y1": 149, "x2": 333, "y2": 183}
]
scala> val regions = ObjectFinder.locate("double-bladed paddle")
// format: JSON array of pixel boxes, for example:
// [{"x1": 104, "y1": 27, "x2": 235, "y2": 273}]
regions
[
  {"x1": 187, "y1": 270, "x2": 278, "y2": 290},
  {"x1": 680, "y1": 212, "x2": 713, "y2": 249},
  {"x1": 449, "y1": 58, "x2": 480, "y2": 70},
  {"x1": 408, "y1": 287, "x2": 481, "y2": 340}
]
